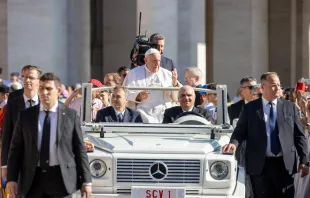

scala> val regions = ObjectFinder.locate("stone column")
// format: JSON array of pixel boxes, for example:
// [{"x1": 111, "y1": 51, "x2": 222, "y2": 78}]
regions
[
  {"x1": 213, "y1": 0, "x2": 252, "y2": 96},
  {"x1": 302, "y1": 0, "x2": 310, "y2": 78},
  {"x1": 251, "y1": 0, "x2": 268, "y2": 80},
  {"x1": 137, "y1": 0, "x2": 178, "y2": 69},
  {"x1": 7, "y1": 0, "x2": 68, "y2": 83},
  {"x1": 138, "y1": 0, "x2": 205, "y2": 84},
  {"x1": 102, "y1": 0, "x2": 137, "y2": 77},
  {"x1": 178, "y1": 0, "x2": 206, "y2": 84},
  {"x1": 268, "y1": 0, "x2": 292, "y2": 87},
  {"x1": 67, "y1": 0, "x2": 91, "y2": 85},
  {"x1": 0, "y1": 0, "x2": 8, "y2": 79}
]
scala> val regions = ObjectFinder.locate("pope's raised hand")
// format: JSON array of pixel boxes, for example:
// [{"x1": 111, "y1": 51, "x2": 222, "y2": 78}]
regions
[
  {"x1": 137, "y1": 90, "x2": 149, "y2": 102},
  {"x1": 172, "y1": 69, "x2": 178, "y2": 86}
]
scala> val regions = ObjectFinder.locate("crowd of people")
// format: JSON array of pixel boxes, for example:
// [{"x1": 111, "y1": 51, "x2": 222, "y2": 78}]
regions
[{"x1": 0, "y1": 32, "x2": 308, "y2": 198}]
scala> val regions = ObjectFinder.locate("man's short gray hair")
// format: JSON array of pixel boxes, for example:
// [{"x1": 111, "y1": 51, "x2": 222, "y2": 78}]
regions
[
  {"x1": 260, "y1": 72, "x2": 279, "y2": 82},
  {"x1": 178, "y1": 85, "x2": 196, "y2": 98},
  {"x1": 250, "y1": 84, "x2": 261, "y2": 94},
  {"x1": 113, "y1": 86, "x2": 128, "y2": 97},
  {"x1": 150, "y1": 33, "x2": 165, "y2": 42},
  {"x1": 240, "y1": 76, "x2": 257, "y2": 87},
  {"x1": 185, "y1": 67, "x2": 203, "y2": 79}
]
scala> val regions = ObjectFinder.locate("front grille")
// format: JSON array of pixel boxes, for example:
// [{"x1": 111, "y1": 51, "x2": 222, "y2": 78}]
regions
[{"x1": 116, "y1": 159, "x2": 201, "y2": 184}]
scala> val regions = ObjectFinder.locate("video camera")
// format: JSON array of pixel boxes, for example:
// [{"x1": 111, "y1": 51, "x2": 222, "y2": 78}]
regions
[{"x1": 131, "y1": 12, "x2": 159, "y2": 66}]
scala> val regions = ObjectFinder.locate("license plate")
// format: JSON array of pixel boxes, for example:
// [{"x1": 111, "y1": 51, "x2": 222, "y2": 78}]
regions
[{"x1": 131, "y1": 186, "x2": 185, "y2": 198}]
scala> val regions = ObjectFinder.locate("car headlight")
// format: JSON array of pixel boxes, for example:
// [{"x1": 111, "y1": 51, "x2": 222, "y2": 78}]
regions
[
  {"x1": 210, "y1": 161, "x2": 229, "y2": 180},
  {"x1": 90, "y1": 159, "x2": 107, "y2": 178}
]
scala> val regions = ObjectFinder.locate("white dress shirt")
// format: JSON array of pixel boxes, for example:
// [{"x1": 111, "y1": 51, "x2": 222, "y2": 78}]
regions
[
  {"x1": 182, "y1": 106, "x2": 194, "y2": 112},
  {"x1": 38, "y1": 102, "x2": 59, "y2": 166},
  {"x1": 23, "y1": 94, "x2": 39, "y2": 108},
  {"x1": 262, "y1": 97, "x2": 283, "y2": 157},
  {"x1": 114, "y1": 109, "x2": 125, "y2": 117}
]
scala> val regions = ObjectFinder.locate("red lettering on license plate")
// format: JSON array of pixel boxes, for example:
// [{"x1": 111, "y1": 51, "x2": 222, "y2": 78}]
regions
[{"x1": 145, "y1": 189, "x2": 171, "y2": 198}]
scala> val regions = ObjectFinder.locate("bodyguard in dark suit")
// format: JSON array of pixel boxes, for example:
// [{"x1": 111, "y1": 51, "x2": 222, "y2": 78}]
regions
[
  {"x1": 223, "y1": 72, "x2": 309, "y2": 198},
  {"x1": 228, "y1": 76, "x2": 257, "y2": 125},
  {"x1": 96, "y1": 86, "x2": 143, "y2": 123},
  {"x1": 7, "y1": 88, "x2": 23, "y2": 102},
  {"x1": 1, "y1": 65, "x2": 41, "y2": 181},
  {"x1": 228, "y1": 76, "x2": 257, "y2": 198},
  {"x1": 161, "y1": 55, "x2": 175, "y2": 71},
  {"x1": 228, "y1": 99, "x2": 245, "y2": 124},
  {"x1": 163, "y1": 85, "x2": 212, "y2": 123},
  {"x1": 6, "y1": 73, "x2": 92, "y2": 198},
  {"x1": 7, "y1": 65, "x2": 39, "y2": 102}
]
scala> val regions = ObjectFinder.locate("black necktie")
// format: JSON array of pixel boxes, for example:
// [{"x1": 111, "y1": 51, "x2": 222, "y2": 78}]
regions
[
  {"x1": 118, "y1": 114, "x2": 123, "y2": 122},
  {"x1": 40, "y1": 110, "x2": 50, "y2": 170},
  {"x1": 28, "y1": 99, "x2": 34, "y2": 107},
  {"x1": 269, "y1": 102, "x2": 281, "y2": 155}
]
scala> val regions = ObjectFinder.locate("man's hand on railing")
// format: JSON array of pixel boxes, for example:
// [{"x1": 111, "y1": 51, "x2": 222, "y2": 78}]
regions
[
  {"x1": 172, "y1": 68, "x2": 178, "y2": 87},
  {"x1": 222, "y1": 143, "x2": 236, "y2": 154}
]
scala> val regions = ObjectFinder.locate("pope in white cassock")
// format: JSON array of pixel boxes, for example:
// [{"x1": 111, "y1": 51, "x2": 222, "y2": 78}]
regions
[{"x1": 123, "y1": 48, "x2": 181, "y2": 123}]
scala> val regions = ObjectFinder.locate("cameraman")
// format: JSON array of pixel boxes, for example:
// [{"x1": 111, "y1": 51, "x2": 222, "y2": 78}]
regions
[{"x1": 150, "y1": 33, "x2": 176, "y2": 71}]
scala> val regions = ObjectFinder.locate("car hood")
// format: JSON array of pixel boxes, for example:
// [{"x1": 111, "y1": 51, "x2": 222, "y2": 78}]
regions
[{"x1": 86, "y1": 133, "x2": 229, "y2": 154}]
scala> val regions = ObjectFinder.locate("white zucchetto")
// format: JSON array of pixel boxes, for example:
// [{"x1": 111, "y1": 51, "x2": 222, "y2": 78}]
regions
[{"x1": 145, "y1": 48, "x2": 160, "y2": 57}]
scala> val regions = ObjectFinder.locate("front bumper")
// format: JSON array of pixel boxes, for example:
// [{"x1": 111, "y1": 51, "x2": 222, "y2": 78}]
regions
[
  {"x1": 73, "y1": 165, "x2": 245, "y2": 198},
  {"x1": 72, "y1": 178, "x2": 245, "y2": 198}
]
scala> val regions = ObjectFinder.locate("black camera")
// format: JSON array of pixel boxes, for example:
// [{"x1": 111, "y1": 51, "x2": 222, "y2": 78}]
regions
[
  {"x1": 133, "y1": 37, "x2": 158, "y2": 66},
  {"x1": 130, "y1": 12, "x2": 159, "y2": 66}
]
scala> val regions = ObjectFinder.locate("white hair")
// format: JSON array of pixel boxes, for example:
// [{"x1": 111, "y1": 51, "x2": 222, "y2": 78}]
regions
[
  {"x1": 185, "y1": 67, "x2": 203, "y2": 79},
  {"x1": 145, "y1": 48, "x2": 160, "y2": 57}
]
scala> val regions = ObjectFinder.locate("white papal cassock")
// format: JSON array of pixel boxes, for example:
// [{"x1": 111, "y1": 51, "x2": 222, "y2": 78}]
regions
[{"x1": 123, "y1": 65, "x2": 177, "y2": 123}]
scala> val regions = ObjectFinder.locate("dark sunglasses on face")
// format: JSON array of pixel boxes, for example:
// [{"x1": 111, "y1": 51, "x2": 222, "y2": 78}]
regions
[{"x1": 241, "y1": 85, "x2": 254, "y2": 90}]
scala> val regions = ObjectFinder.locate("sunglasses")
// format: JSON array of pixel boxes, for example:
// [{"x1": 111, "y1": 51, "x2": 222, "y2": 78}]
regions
[{"x1": 241, "y1": 85, "x2": 254, "y2": 90}]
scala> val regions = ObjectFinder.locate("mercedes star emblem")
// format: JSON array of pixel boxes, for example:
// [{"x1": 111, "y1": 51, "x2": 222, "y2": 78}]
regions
[{"x1": 149, "y1": 161, "x2": 168, "y2": 180}]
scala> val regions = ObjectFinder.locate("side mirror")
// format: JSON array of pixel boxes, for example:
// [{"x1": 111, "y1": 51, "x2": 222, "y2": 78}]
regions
[{"x1": 233, "y1": 118, "x2": 239, "y2": 129}]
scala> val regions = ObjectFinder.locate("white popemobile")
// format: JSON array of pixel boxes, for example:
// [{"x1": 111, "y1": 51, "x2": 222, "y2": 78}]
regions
[{"x1": 73, "y1": 84, "x2": 245, "y2": 198}]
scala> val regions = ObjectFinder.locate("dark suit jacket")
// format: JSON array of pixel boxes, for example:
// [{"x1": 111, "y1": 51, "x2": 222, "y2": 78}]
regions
[
  {"x1": 95, "y1": 106, "x2": 143, "y2": 123},
  {"x1": 162, "y1": 106, "x2": 212, "y2": 124},
  {"x1": 228, "y1": 99, "x2": 245, "y2": 125},
  {"x1": 8, "y1": 88, "x2": 23, "y2": 102},
  {"x1": 7, "y1": 103, "x2": 91, "y2": 196},
  {"x1": 1, "y1": 95, "x2": 27, "y2": 166},
  {"x1": 161, "y1": 55, "x2": 175, "y2": 71},
  {"x1": 230, "y1": 98, "x2": 309, "y2": 175}
]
